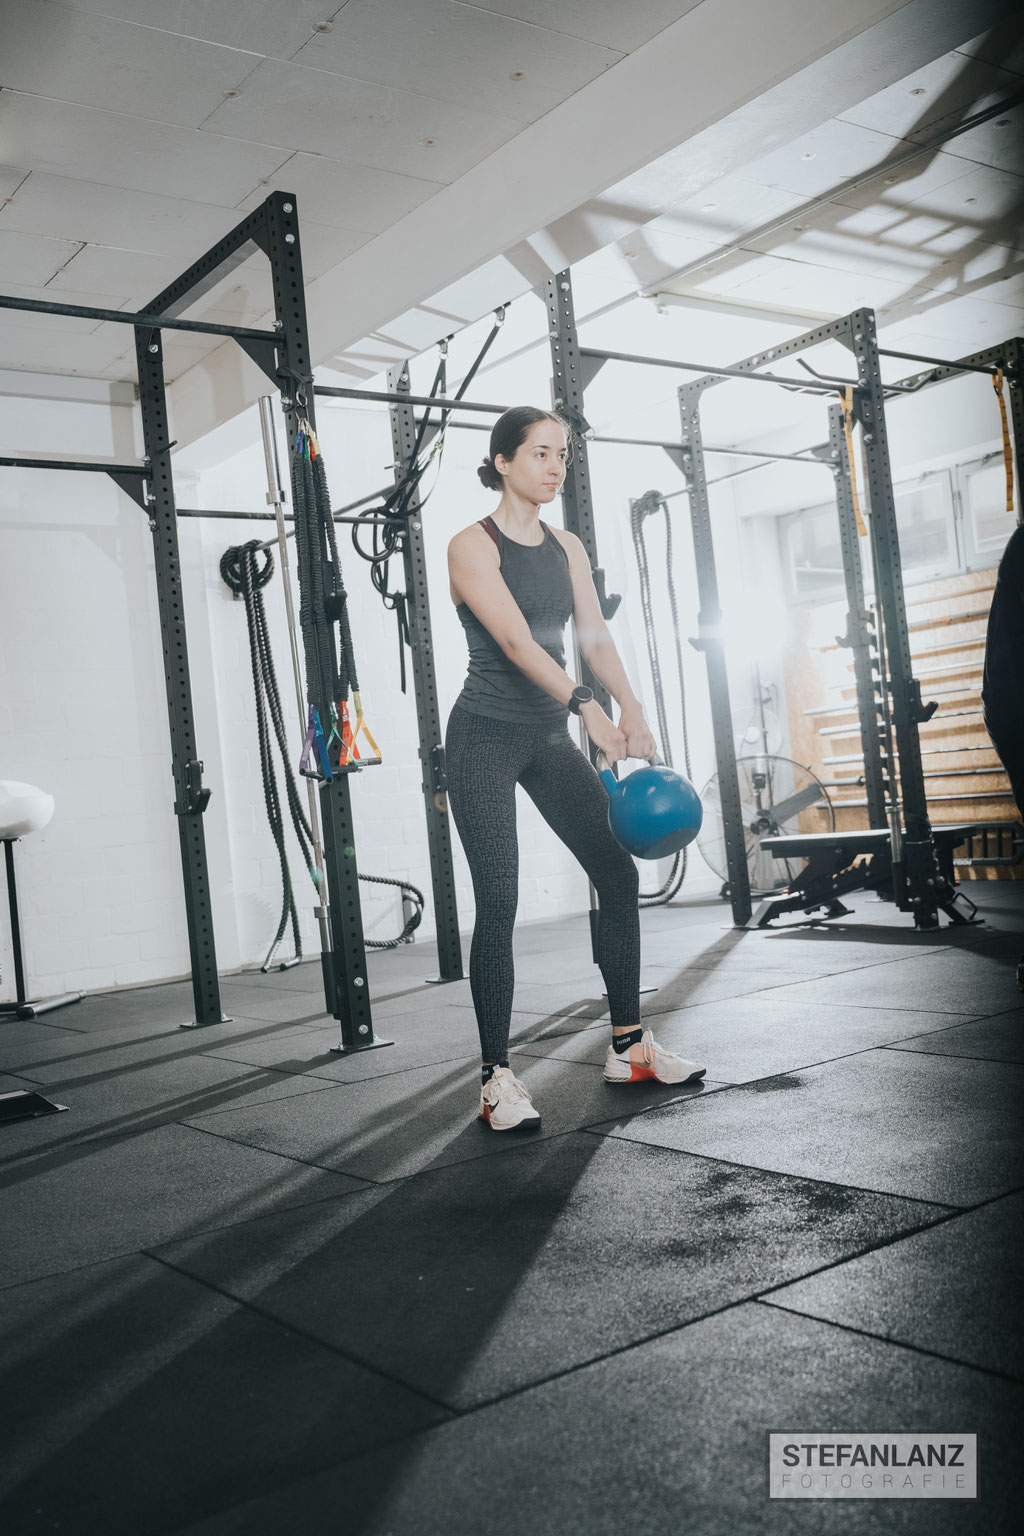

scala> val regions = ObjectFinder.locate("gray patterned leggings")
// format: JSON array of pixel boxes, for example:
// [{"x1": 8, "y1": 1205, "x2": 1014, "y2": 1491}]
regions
[{"x1": 444, "y1": 703, "x2": 641, "y2": 1063}]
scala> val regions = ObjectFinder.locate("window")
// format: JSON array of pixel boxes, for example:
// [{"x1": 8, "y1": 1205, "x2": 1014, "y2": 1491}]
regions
[
  {"x1": 892, "y1": 470, "x2": 958, "y2": 583},
  {"x1": 780, "y1": 501, "x2": 845, "y2": 604},
  {"x1": 957, "y1": 456, "x2": 1018, "y2": 567}
]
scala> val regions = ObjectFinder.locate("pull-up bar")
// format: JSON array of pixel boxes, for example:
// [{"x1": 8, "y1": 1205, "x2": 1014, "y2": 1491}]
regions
[
  {"x1": 0, "y1": 293, "x2": 280, "y2": 344},
  {"x1": 579, "y1": 346, "x2": 838, "y2": 394},
  {"x1": 315, "y1": 384, "x2": 507, "y2": 414},
  {"x1": 0, "y1": 455, "x2": 146, "y2": 475}
]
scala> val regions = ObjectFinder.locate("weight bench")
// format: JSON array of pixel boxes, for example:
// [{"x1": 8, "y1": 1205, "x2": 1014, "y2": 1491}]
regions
[{"x1": 751, "y1": 824, "x2": 981, "y2": 929}]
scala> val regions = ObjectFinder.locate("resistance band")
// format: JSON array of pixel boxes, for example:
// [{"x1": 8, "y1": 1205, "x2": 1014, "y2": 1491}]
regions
[
  {"x1": 220, "y1": 538, "x2": 423, "y2": 952},
  {"x1": 291, "y1": 419, "x2": 381, "y2": 774},
  {"x1": 992, "y1": 368, "x2": 1015, "y2": 513},
  {"x1": 839, "y1": 386, "x2": 868, "y2": 538}
]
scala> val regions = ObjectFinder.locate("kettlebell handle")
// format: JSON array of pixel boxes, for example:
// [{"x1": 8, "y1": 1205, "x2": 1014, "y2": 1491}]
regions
[{"x1": 595, "y1": 750, "x2": 661, "y2": 775}]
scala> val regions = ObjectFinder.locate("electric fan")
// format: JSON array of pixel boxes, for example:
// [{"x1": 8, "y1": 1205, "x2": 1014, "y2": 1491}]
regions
[{"x1": 696, "y1": 755, "x2": 834, "y2": 896}]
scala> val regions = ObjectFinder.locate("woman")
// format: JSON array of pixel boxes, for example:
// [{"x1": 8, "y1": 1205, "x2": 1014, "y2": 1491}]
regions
[{"x1": 446, "y1": 406, "x2": 706, "y2": 1131}]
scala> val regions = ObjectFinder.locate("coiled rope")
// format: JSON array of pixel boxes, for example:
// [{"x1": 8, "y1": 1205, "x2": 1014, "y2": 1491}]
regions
[{"x1": 629, "y1": 490, "x2": 694, "y2": 906}]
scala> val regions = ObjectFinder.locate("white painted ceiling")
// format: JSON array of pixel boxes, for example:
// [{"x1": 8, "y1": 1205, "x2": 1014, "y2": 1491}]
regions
[{"x1": 0, "y1": 0, "x2": 1022, "y2": 451}]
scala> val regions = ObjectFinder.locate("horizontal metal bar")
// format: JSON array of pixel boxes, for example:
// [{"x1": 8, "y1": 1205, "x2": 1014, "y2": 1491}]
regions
[
  {"x1": 0, "y1": 292, "x2": 279, "y2": 343},
  {"x1": 578, "y1": 346, "x2": 837, "y2": 394},
  {"x1": 177, "y1": 508, "x2": 393, "y2": 525},
  {"x1": 316, "y1": 385, "x2": 508, "y2": 414},
  {"x1": 877, "y1": 346, "x2": 1001, "y2": 378},
  {"x1": 807, "y1": 680, "x2": 977, "y2": 715},
  {"x1": 0, "y1": 454, "x2": 146, "y2": 474}
]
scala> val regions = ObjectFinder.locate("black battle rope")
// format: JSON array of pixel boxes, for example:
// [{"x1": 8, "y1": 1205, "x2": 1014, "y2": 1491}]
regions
[
  {"x1": 629, "y1": 491, "x2": 694, "y2": 906},
  {"x1": 349, "y1": 307, "x2": 508, "y2": 691},
  {"x1": 220, "y1": 540, "x2": 425, "y2": 952}
]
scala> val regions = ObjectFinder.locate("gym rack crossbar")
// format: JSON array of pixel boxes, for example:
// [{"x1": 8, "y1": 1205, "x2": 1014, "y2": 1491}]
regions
[{"x1": 0, "y1": 194, "x2": 382, "y2": 1049}]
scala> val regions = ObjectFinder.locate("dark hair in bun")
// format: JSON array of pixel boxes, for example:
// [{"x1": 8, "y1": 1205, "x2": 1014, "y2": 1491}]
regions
[
  {"x1": 477, "y1": 455, "x2": 502, "y2": 490},
  {"x1": 477, "y1": 406, "x2": 570, "y2": 492}
]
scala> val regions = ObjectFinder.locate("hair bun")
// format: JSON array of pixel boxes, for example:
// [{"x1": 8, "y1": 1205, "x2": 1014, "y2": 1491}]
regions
[{"x1": 477, "y1": 455, "x2": 502, "y2": 491}]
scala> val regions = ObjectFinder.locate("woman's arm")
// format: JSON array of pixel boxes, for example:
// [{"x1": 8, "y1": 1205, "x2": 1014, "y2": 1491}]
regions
[
  {"x1": 447, "y1": 527, "x2": 628, "y2": 760},
  {"x1": 561, "y1": 533, "x2": 657, "y2": 759}
]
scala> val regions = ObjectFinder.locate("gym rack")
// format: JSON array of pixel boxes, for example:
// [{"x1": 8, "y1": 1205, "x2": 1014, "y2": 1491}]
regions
[
  {"x1": 0, "y1": 194, "x2": 383, "y2": 1048},
  {"x1": 553, "y1": 276, "x2": 1021, "y2": 929}
]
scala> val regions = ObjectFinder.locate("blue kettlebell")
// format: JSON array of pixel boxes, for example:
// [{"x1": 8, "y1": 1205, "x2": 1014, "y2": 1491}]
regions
[{"x1": 597, "y1": 752, "x2": 703, "y2": 860}]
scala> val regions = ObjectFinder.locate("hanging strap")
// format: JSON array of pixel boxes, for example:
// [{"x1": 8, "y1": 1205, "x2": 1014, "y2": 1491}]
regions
[
  {"x1": 992, "y1": 368, "x2": 1015, "y2": 513},
  {"x1": 479, "y1": 515, "x2": 501, "y2": 548},
  {"x1": 299, "y1": 704, "x2": 332, "y2": 781},
  {"x1": 839, "y1": 386, "x2": 867, "y2": 537}
]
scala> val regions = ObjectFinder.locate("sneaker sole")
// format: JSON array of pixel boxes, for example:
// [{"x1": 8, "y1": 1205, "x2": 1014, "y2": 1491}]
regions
[
  {"x1": 478, "y1": 1105, "x2": 542, "y2": 1130},
  {"x1": 603, "y1": 1064, "x2": 707, "y2": 1085}
]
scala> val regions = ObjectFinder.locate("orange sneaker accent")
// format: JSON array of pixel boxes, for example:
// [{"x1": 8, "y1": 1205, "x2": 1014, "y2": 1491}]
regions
[{"x1": 628, "y1": 1062, "x2": 659, "y2": 1082}]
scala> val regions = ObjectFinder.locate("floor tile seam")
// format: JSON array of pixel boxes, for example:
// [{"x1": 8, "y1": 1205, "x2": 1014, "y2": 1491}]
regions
[
  {"x1": 881, "y1": 1044, "x2": 1024, "y2": 1066},
  {"x1": 5, "y1": 1056, "x2": 351, "y2": 1101},
  {"x1": 750, "y1": 1206, "x2": 971, "y2": 1304},
  {"x1": 557, "y1": 1034, "x2": 980, "y2": 1095},
  {"x1": 0, "y1": 1241, "x2": 164, "y2": 1296},
  {"x1": 754, "y1": 1298, "x2": 1024, "y2": 1384},
  {"x1": 176, "y1": 1117, "x2": 391, "y2": 1185},
  {"x1": 0, "y1": 1015, "x2": 89, "y2": 1035},
  {"x1": 198, "y1": 1045, "x2": 482, "y2": 1085},
  {"x1": 143, "y1": 1248, "x2": 456, "y2": 1414},
  {"x1": 0, "y1": 1069, "x2": 47, "y2": 1087},
  {"x1": 0, "y1": 1073, "x2": 348, "y2": 1160},
  {"x1": 577, "y1": 1129, "x2": 964, "y2": 1212}
]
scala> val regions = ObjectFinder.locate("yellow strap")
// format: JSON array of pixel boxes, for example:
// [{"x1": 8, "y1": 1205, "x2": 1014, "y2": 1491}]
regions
[
  {"x1": 840, "y1": 387, "x2": 867, "y2": 538},
  {"x1": 352, "y1": 692, "x2": 382, "y2": 761},
  {"x1": 992, "y1": 368, "x2": 1014, "y2": 513}
]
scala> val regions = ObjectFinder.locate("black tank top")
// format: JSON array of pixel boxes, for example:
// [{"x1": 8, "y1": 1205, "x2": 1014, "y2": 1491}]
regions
[{"x1": 454, "y1": 516, "x2": 574, "y2": 723}]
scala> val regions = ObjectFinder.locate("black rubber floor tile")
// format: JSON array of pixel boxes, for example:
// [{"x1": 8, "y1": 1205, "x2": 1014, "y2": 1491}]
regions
[
  {"x1": 591, "y1": 1049, "x2": 1024, "y2": 1206},
  {"x1": 182, "y1": 1052, "x2": 709, "y2": 1182},
  {"x1": 171, "y1": 1301, "x2": 1023, "y2": 1536},
  {"x1": 643, "y1": 928, "x2": 955, "y2": 975},
  {"x1": 44, "y1": 979, "x2": 202, "y2": 1033},
  {"x1": 0, "y1": 1017, "x2": 82, "y2": 1048},
  {"x1": 153, "y1": 1132, "x2": 946, "y2": 1412},
  {"x1": 445, "y1": 967, "x2": 785, "y2": 1019},
  {"x1": 0, "y1": 1253, "x2": 448, "y2": 1536},
  {"x1": 4, "y1": 1015, "x2": 339, "y2": 1084},
  {"x1": 517, "y1": 996, "x2": 971, "y2": 1084},
  {"x1": 205, "y1": 1012, "x2": 481, "y2": 1082},
  {"x1": 758, "y1": 948, "x2": 1023, "y2": 1017},
  {"x1": 765, "y1": 1190, "x2": 1024, "y2": 1379},
  {"x1": 217, "y1": 981, "x2": 333, "y2": 1024},
  {"x1": 886, "y1": 1010, "x2": 1024, "y2": 1064},
  {"x1": 368, "y1": 979, "x2": 472, "y2": 1019},
  {"x1": 0, "y1": 1052, "x2": 336, "y2": 1154},
  {"x1": 0, "y1": 1122, "x2": 365, "y2": 1289}
]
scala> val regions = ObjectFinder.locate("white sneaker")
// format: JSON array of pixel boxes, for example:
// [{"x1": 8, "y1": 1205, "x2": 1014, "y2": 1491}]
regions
[
  {"x1": 478, "y1": 1066, "x2": 541, "y2": 1131},
  {"x1": 603, "y1": 1028, "x2": 706, "y2": 1086}
]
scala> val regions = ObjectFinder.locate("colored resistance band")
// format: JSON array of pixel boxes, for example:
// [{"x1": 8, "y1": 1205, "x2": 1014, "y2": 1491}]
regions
[
  {"x1": 839, "y1": 386, "x2": 868, "y2": 538},
  {"x1": 992, "y1": 368, "x2": 1014, "y2": 513}
]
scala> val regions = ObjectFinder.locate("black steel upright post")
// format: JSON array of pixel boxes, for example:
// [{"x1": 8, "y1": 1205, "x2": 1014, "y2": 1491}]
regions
[
  {"x1": 843, "y1": 308, "x2": 944, "y2": 926},
  {"x1": 544, "y1": 270, "x2": 613, "y2": 957},
  {"x1": 135, "y1": 328, "x2": 225, "y2": 1025},
  {"x1": 386, "y1": 363, "x2": 464, "y2": 983},
  {"x1": 678, "y1": 380, "x2": 752, "y2": 926},
  {"x1": 825, "y1": 402, "x2": 888, "y2": 828},
  {"x1": 1003, "y1": 337, "x2": 1024, "y2": 523},
  {"x1": 261, "y1": 194, "x2": 378, "y2": 1046}
]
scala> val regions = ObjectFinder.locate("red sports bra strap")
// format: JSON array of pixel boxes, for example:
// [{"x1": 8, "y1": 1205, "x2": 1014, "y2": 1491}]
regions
[{"x1": 479, "y1": 516, "x2": 501, "y2": 548}]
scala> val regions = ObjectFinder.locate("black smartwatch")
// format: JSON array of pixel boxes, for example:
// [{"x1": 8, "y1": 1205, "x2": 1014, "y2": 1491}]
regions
[{"x1": 567, "y1": 685, "x2": 594, "y2": 715}]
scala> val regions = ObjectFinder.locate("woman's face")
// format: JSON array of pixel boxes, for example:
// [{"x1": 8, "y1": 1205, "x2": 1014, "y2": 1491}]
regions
[{"x1": 497, "y1": 419, "x2": 567, "y2": 503}]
